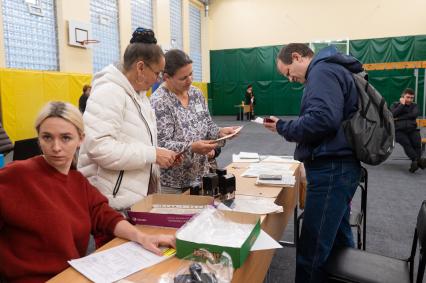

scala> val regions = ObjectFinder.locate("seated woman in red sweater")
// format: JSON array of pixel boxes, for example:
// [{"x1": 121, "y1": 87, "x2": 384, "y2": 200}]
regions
[{"x1": 0, "y1": 101, "x2": 175, "y2": 283}]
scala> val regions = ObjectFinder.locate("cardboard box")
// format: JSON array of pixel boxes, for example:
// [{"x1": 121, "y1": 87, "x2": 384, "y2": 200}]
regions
[
  {"x1": 176, "y1": 210, "x2": 261, "y2": 268},
  {"x1": 128, "y1": 194, "x2": 214, "y2": 228}
]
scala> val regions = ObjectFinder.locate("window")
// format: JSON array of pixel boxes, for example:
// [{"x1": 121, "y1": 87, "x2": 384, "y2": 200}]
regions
[
  {"x1": 90, "y1": 0, "x2": 120, "y2": 72},
  {"x1": 169, "y1": 0, "x2": 182, "y2": 49},
  {"x1": 131, "y1": 0, "x2": 153, "y2": 31},
  {"x1": 189, "y1": 4, "x2": 202, "y2": 81},
  {"x1": 2, "y1": 0, "x2": 58, "y2": 70}
]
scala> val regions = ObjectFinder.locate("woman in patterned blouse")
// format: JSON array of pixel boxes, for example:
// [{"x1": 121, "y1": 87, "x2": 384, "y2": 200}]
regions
[{"x1": 151, "y1": 49, "x2": 236, "y2": 194}]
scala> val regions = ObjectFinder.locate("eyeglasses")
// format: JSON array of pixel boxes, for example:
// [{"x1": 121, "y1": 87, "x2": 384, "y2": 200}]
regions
[{"x1": 145, "y1": 63, "x2": 163, "y2": 81}]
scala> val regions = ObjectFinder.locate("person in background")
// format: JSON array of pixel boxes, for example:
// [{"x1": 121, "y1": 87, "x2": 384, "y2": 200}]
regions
[
  {"x1": 390, "y1": 88, "x2": 426, "y2": 172},
  {"x1": 0, "y1": 101, "x2": 175, "y2": 283},
  {"x1": 264, "y1": 43, "x2": 362, "y2": 283},
  {"x1": 78, "y1": 84, "x2": 91, "y2": 113},
  {"x1": 244, "y1": 84, "x2": 255, "y2": 120},
  {"x1": 151, "y1": 49, "x2": 236, "y2": 194}
]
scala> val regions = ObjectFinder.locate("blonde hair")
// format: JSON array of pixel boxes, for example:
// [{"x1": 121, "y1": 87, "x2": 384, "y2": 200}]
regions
[
  {"x1": 35, "y1": 101, "x2": 84, "y2": 169},
  {"x1": 35, "y1": 101, "x2": 84, "y2": 137}
]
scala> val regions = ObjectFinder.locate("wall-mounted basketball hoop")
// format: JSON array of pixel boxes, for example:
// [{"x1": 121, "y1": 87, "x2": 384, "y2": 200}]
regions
[
  {"x1": 77, "y1": 39, "x2": 100, "y2": 47},
  {"x1": 68, "y1": 20, "x2": 97, "y2": 49}
]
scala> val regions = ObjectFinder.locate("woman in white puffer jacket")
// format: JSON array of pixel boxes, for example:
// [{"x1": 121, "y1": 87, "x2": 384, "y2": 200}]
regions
[{"x1": 78, "y1": 28, "x2": 178, "y2": 212}]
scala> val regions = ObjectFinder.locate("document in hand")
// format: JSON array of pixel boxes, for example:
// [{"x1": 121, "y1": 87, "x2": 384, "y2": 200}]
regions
[
  {"x1": 214, "y1": 126, "x2": 243, "y2": 142},
  {"x1": 252, "y1": 117, "x2": 265, "y2": 124},
  {"x1": 68, "y1": 242, "x2": 170, "y2": 283}
]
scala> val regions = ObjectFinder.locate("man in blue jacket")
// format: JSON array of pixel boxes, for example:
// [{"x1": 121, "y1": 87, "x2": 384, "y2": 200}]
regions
[{"x1": 264, "y1": 43, "x2": 362, "y2": 283}]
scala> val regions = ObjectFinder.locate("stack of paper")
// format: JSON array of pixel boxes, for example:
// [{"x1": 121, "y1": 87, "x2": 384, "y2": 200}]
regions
[
  {"x1": 241, "y1": 163, "x2": 293, "y2": 178},
  {"x1": 232, "y1": 152, "x2": 260, "y2": 163},
  {"x1": 261, "y1": 155, "x2": 300, "y2": 164},
  {"x1": 255, "y1": 175, "x2": 296, "y2": 186}
]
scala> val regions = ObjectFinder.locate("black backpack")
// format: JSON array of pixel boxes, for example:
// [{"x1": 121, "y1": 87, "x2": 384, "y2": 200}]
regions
[{"x1": 342, "y1": 72, "x2": 395, "y2": 165}]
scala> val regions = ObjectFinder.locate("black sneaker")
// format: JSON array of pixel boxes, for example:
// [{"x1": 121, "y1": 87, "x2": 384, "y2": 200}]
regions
[
  {"x1": 418, "y1": 158, "x2": 426, "y2": 170},
  {"x1": 409, "y1": 160, "x2": 419, "y2": 173}
]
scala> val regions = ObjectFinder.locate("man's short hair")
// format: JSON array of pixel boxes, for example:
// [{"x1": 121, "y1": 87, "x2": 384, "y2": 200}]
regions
[
  {"x1": 402, "y1": 88, "x2": 415, "y2": 97},
  {"x1": 277, "y1": 43, "x2": 314, "y2": 65}
]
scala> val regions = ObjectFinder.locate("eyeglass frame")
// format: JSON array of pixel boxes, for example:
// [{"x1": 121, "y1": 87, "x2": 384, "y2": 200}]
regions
[{"x1": 145, "y1": 62, "x2": 164, "y2": 81}]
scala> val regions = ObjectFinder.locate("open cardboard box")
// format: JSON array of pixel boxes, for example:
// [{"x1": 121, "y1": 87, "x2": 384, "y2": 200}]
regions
[
  {"x1": 176, "y1": 210, "x2": 261, "y2": 268},
  {"x1": 128, "y1": 194, "x2": 214, "y2": 228}
]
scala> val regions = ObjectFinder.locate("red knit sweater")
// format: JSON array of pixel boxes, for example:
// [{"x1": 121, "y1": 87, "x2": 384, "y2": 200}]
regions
[{"x1": 0, "y1": 156, "x2": 124, "y2": 283}]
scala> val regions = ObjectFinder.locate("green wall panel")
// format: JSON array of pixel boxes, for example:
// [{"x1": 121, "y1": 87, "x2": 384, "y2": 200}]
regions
[
  {"x1": 210, "y1": 35, "x2": 426, "y2": 116},
  {"x1": 349, "y1": 35, "x2": 426, "y2": 63}
]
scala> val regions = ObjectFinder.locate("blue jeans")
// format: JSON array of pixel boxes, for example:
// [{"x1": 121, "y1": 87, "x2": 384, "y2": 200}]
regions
[{"x1": 296, "y1": 157, "x2": 361, "y2": 283}]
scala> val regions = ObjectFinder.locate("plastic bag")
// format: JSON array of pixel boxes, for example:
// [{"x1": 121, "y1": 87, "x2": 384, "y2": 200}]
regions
[{"x1": 173, "y1": 248, "x2": 233, "y2": 283}]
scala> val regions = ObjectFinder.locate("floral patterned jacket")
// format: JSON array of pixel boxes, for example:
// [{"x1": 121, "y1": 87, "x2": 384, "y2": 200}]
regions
[{"x1": 151, "y1": 84, "x2": 220, "y2": 188}]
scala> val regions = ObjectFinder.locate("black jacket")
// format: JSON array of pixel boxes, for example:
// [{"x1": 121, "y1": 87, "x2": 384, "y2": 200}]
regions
[
  {"x1": 79, "y1": 93, "x2": 89, "y2": 113},
  {"x1": 390, "y1": 102, "x2": 418, "y2": 131}
]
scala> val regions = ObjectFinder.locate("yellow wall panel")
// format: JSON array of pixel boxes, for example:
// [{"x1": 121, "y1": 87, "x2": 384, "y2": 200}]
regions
[
  {"x1": 67, "y1": 74, "x2": 91, "y2": 106},
  {"x1": 43, "y1": 72, "x2": 71, "y2": 102},
  {"x1": 0, "y1": 69, "x2": 91, "y2": 142},
  {"x1": 1, "y1": 69, "x2": 44, "y2": 141},
  {"x1": 192, "y1": 82, "x2": 208, "y2": 100}
]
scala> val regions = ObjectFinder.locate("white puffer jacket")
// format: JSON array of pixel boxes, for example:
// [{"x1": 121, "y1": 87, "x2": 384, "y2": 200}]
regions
[{"x1": 78, "y1": 64, "x2": 158, "y2": 210}]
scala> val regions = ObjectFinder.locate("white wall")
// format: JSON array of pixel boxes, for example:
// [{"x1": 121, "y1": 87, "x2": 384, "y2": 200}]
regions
[{"x1": 207, "y1": 0, "x2": 426, "y2": 50}]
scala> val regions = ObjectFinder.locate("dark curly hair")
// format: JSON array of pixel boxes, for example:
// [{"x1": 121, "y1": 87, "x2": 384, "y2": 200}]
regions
[{"x1": 123, "y1": 27, "x2": 164, "y2": 71}]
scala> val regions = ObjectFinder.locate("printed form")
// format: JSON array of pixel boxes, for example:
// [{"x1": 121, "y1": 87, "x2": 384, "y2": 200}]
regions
[{"x1": 68, "y1": 242, "x2": 170, "y2": 283}]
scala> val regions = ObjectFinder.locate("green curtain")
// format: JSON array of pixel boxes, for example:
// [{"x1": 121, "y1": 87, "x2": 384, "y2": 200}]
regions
[{"x1": 210, "y1": 35, "x2": 426, "y2": 116}]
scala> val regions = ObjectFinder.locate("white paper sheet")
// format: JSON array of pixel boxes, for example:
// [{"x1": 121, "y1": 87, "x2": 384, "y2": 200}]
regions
[
  {"x1": 255, "y1": 175, "x2": 296, "y2": 186},
  {"x1": 251, "y1": 230, "x2": 282, "y2": 251},
  {"x1": 214, "y1": 126, "x2": 243, "y2": 142},
  {"x1": 261, "y1": 155, "x2": 300, "y2": 164},
  {"x1": 232, "y1": 154, "x2": 259, "y2": 163},
  {"x1": 239, "y1": 152, "x2": 259, "y2": 159},
  {"x1": 68, "y1": 242, "x2": 169, "y2": 283},
  {"x1": 217, "y1": 197, "x2": 283, "y2": 214},
  {"x1": 241, "y1": 163, "x2": 294, "y2": 178},
  {"x1": 252, "y1": 117, "x2": 265, "y2": 124}
]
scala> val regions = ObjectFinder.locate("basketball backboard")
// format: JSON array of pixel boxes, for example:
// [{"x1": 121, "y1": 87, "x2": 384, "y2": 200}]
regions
[{"x1": 68, "y1": 20, "x2": 93, "y2": 48}]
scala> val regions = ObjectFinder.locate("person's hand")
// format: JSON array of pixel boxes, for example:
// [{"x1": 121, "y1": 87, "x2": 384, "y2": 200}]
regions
[
  {"x1": 191, "y1": 140, "x2": 217, "y2": 155},
  {"x1": 156, "y1": 147, "x2": 177, "y2": 168},
  {"x1": 263, "y1": 116, "x2": 279, "y2": 132},
  {"x1": 219, "y1": 126, "x2": 236, "y2": 137},
  {"x1": 207, "y1": 149, "x2": 216, "y2": 159},
  {"x1": 400, "y1": 97, "x2": 406, "y2": 105},
  {"x1": 172, "y1": 151, "x2": 184, "y2": 166},
  {"x1": 136, "y1": 232, "x2": 176, "y2": 256}
]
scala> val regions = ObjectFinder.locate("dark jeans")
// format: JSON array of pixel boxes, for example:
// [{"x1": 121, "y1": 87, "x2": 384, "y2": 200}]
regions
[
  {"x1": 395, "y1": 129, "x2": 421, "y2": 161},
  {"x1": 296, "y1": 156, "x2": 361, "y2": 283}
]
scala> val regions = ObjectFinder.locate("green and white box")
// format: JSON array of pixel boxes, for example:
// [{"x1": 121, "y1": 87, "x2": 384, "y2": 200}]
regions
[{"x1": 175, "y1": 208, "x2": 261, "y2": 268}]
